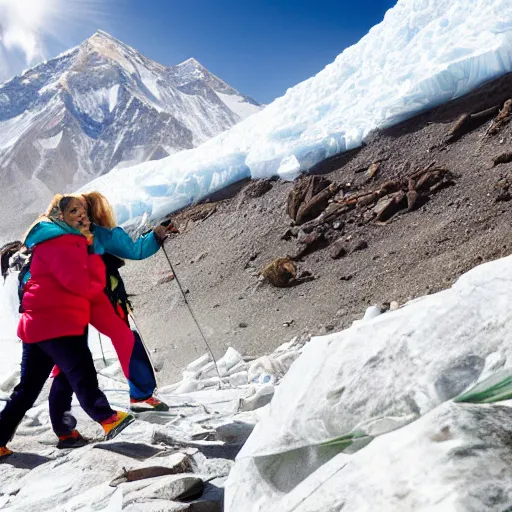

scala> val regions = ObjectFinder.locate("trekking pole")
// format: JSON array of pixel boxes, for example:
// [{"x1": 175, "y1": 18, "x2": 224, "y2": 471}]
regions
[
  {"x1": 160, "y1": 242, "x2": 224, "y2": 385},
  {"x1": 98, "y1": 331, "x2": 107, "y2": 367}
]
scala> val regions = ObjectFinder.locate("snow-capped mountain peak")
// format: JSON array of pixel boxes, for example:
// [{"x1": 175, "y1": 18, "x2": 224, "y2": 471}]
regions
[
  {"x1": 0, "y1": 31, "x2": 263, "y2": 243},
  {"x1": 169, "y1": 56, "x2": 262, "y2": 118}
]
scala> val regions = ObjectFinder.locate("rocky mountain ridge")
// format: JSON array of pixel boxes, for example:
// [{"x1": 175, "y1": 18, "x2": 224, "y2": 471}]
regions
[{"x1": 0, "y1": 30, "x2": 262, "y2": 242}]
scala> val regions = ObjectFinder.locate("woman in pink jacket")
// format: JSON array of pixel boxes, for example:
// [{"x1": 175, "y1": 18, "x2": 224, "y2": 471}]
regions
[{"x1": 0, "y1": 196, "x2": 134, "y2": 459}]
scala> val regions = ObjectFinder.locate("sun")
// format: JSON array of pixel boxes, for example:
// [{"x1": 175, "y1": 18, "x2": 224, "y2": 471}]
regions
[{"x1": 0, "y1": 0, "x2": 109, "y2": 80}]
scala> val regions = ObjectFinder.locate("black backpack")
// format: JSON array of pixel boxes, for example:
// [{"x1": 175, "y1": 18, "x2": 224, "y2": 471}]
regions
[
  {"x1": 0, "y1": 241, "x2": 23, "y2": 282},
  {"x1": 0, "y1": 240, "x2": 31, "y2": 312},
  {"x1": 102, "y1": 253, "x2": 132, "y2": 324}
]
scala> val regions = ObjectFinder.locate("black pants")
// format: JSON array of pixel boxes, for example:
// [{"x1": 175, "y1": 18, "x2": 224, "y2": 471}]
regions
[
  {"x1": 51, "y1": 327, "x2": 157, "y2": 435},
  {"x1": 0, "y1": 333, "x2": 115, "y2": 446}
]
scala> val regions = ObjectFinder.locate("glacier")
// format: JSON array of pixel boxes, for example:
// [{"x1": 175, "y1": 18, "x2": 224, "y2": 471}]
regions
[{"x1": 84, "y1": 0, "x2": 512, "y2": 226}]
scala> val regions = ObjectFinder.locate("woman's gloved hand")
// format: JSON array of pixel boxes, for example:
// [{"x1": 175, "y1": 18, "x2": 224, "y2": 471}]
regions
[{"x1": 153, "y1": 221, "x2": 179, "y2": 243}]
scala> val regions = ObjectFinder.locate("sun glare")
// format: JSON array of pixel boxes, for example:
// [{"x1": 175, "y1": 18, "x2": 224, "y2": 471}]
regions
[{"x1": 0, "y1": 0, "x2": 108, "y2": 80}]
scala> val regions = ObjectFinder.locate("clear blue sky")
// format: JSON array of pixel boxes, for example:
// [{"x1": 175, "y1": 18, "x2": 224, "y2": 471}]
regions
[{"x1": 55, "y1": 0, "x2": 397, "y2": 104}]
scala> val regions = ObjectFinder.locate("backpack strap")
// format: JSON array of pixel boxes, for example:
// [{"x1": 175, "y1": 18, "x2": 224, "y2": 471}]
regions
[
  {"x1": 101, "y1": 253, "x2": 132, "y2": 324},
  {"x1": 17, "y1": 251, "x2": 32, "y2": 313}
]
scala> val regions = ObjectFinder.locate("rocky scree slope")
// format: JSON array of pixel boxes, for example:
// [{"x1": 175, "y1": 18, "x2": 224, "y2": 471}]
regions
[{"x1": 122, "y1": 71, "x2": 512, "y2": 383}]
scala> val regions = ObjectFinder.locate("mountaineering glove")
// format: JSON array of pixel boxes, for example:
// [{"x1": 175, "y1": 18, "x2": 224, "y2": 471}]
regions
[{"x1": 153, "y1": 221, "x2": 179, "y2": 244}]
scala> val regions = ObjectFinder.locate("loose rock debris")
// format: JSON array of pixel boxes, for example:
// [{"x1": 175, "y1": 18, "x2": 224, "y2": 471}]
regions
[
  {"x1": 281, "y1": 164, "x2": 455, "y2": 261},
  {"x1": 287, "y1": 176, "x2": 339, "y2": 225},
  {"x1": 292, "y1": 230, "x2": 329, "y2": 260},
  {"x1": 243, "y1": 179, "x2": 274, "y2": 199},
  {"x1": 262, "y1": 163, "x2": 455, "y2": 287},
  {"x1": 485, "y1": 99, "x2": 512, "y2": 137},
  {"x1": 171, "y1": 203, "x2": 218, "y2": 233}
]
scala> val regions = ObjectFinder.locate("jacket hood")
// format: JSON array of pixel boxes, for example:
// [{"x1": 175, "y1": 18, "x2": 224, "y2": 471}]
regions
[{"x1": 24, "y1": 218, "x2": 83, "y2": 249}]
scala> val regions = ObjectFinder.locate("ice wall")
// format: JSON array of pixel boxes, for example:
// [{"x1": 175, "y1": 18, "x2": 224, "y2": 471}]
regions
[{"x1": 82, "y1": 0, "x2": 512, "y2": 226}]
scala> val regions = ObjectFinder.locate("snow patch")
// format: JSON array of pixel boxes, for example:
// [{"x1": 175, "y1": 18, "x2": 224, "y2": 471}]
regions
[
  {"x1": 38, "y1": 131, "x2": 63, "y2": 150},
  {"x1": 108, "y1": 84, "x2": 120, "y2": 113},
  {"x1": 215, "y1": 91, "x2": 263, "y2": 119},
  {"x1": 72, "y1": 86, "x2": 120, "y2": 122}
]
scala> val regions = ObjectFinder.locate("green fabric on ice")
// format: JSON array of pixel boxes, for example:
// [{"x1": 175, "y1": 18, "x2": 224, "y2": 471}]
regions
[{"x1": 455, "y1": 368, "x2": 512, "y2": 404}]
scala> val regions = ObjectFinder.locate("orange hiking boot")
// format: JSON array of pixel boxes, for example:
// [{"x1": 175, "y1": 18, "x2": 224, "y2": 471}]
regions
[
  {"x1": 57, "y1": 430, "x2": 88, "y2": 449},
  {"x1": 0, "y1": 446, "x2": 13, "y2": 459},
  {"x1": 130, "y1": 396, "x2": 169, "y2": 412},
  {"x1": 101, "y1": 411, "x2": 135, "y2": 440}
]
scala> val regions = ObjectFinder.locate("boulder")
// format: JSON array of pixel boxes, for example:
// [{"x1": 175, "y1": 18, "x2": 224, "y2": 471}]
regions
[
  {"x1": 123, "y1": 475, "x2": 204, "y2": 507},
  {"x1": 226, "y1": 402, "x2": 512, "y2": 511}
]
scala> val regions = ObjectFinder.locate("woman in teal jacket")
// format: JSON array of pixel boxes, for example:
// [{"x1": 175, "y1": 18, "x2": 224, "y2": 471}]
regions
[
  {"x1": 86, "y1": 192, "x2": 175, "y2": 407},
  {"x1": 91, "y1": 219, "x2": 167, "y2": 408}
]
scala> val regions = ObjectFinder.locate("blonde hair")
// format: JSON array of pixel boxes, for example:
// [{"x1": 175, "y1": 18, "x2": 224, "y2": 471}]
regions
[{"x1": 81, "y1": 191, "x2": 117, "y2": 229}]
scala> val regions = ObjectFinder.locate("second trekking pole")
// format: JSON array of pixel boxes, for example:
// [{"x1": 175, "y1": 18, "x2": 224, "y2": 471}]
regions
[{"x1": 160, "y1": 242, "x2": 224, "y2": 385}]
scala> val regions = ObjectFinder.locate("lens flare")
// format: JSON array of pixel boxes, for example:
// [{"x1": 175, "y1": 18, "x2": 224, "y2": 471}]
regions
[{"x1": 0, "y1": 0, "x2": 109, "y2": 80}]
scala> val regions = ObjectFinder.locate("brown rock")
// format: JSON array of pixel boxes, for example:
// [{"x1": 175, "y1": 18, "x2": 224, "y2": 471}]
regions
[
  {"x1": 287, "y1": 176, "x2": 332, "y2": 221},
  {"x1": 445, "y1": 105, "x2": 499, "y2": 144},
  {"x1": 487, "y1": 99, "x2": 512, "y2": 136},
  {"x1": 372, "y1": 190, "x2": 406, "y2": 221},
  {"x1": 445, "y1": 113, "x2": 471, "y2": 143},
  {"x1": 494, "y1": 178, "x2": 512, "y2": 202},
  {"x1": 298, "y1": 230, "x2": 318, "y2": 244},
  {"x1": 357, "y1": 192, "x2": 379, "y2": 208},
  {"x1": 109, "y1": 452, "x2": 193, "y2": 487},
  {"x1": 493, "y1": 152, "x2": 512, "y2": 167},
  {"x1": 373, "y1": 197, "x2": 396, "y2": 221},
  {"x1": 352, "y1": 240, "x2": 368, "y2": 252},
  {"x1": 157, "y1": 273, "x2": 175, "y2": 285},
  {"x1": 281, "y1": 228, "x2": 295, "y2": 240},
  {"x1": 406, "y1": 190, "x2": 418, "y2": 211},
  {"x1": 294, "y1": 231, "x2": 328, "y2": 260},
  {"x1": 366, "y1": 162, "x2": 380, "y2": 180},
  {"x1": 261, "y1": 257, "x2": 297, "y2": 287},
  {"x1": 244, "y1": 179, "x2": 273, "y2": 199},
  {"x1": 330, "y1": 239, "x2": 348, "y2": 259},
  {"x1": 295, "y1": 183, "x2": 338, "y2": 225},
  {"x1": 323, "y1": 202, "x2": 344, "y2": 218}
]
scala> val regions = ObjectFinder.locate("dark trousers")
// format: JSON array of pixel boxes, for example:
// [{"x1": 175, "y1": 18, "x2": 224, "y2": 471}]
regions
[
  {"x1": 51, "y1": 328, "x2": 157, "y2": 434},
  {"x1": 0, "y1": 333, "x2": 115, "y2": 446}
]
